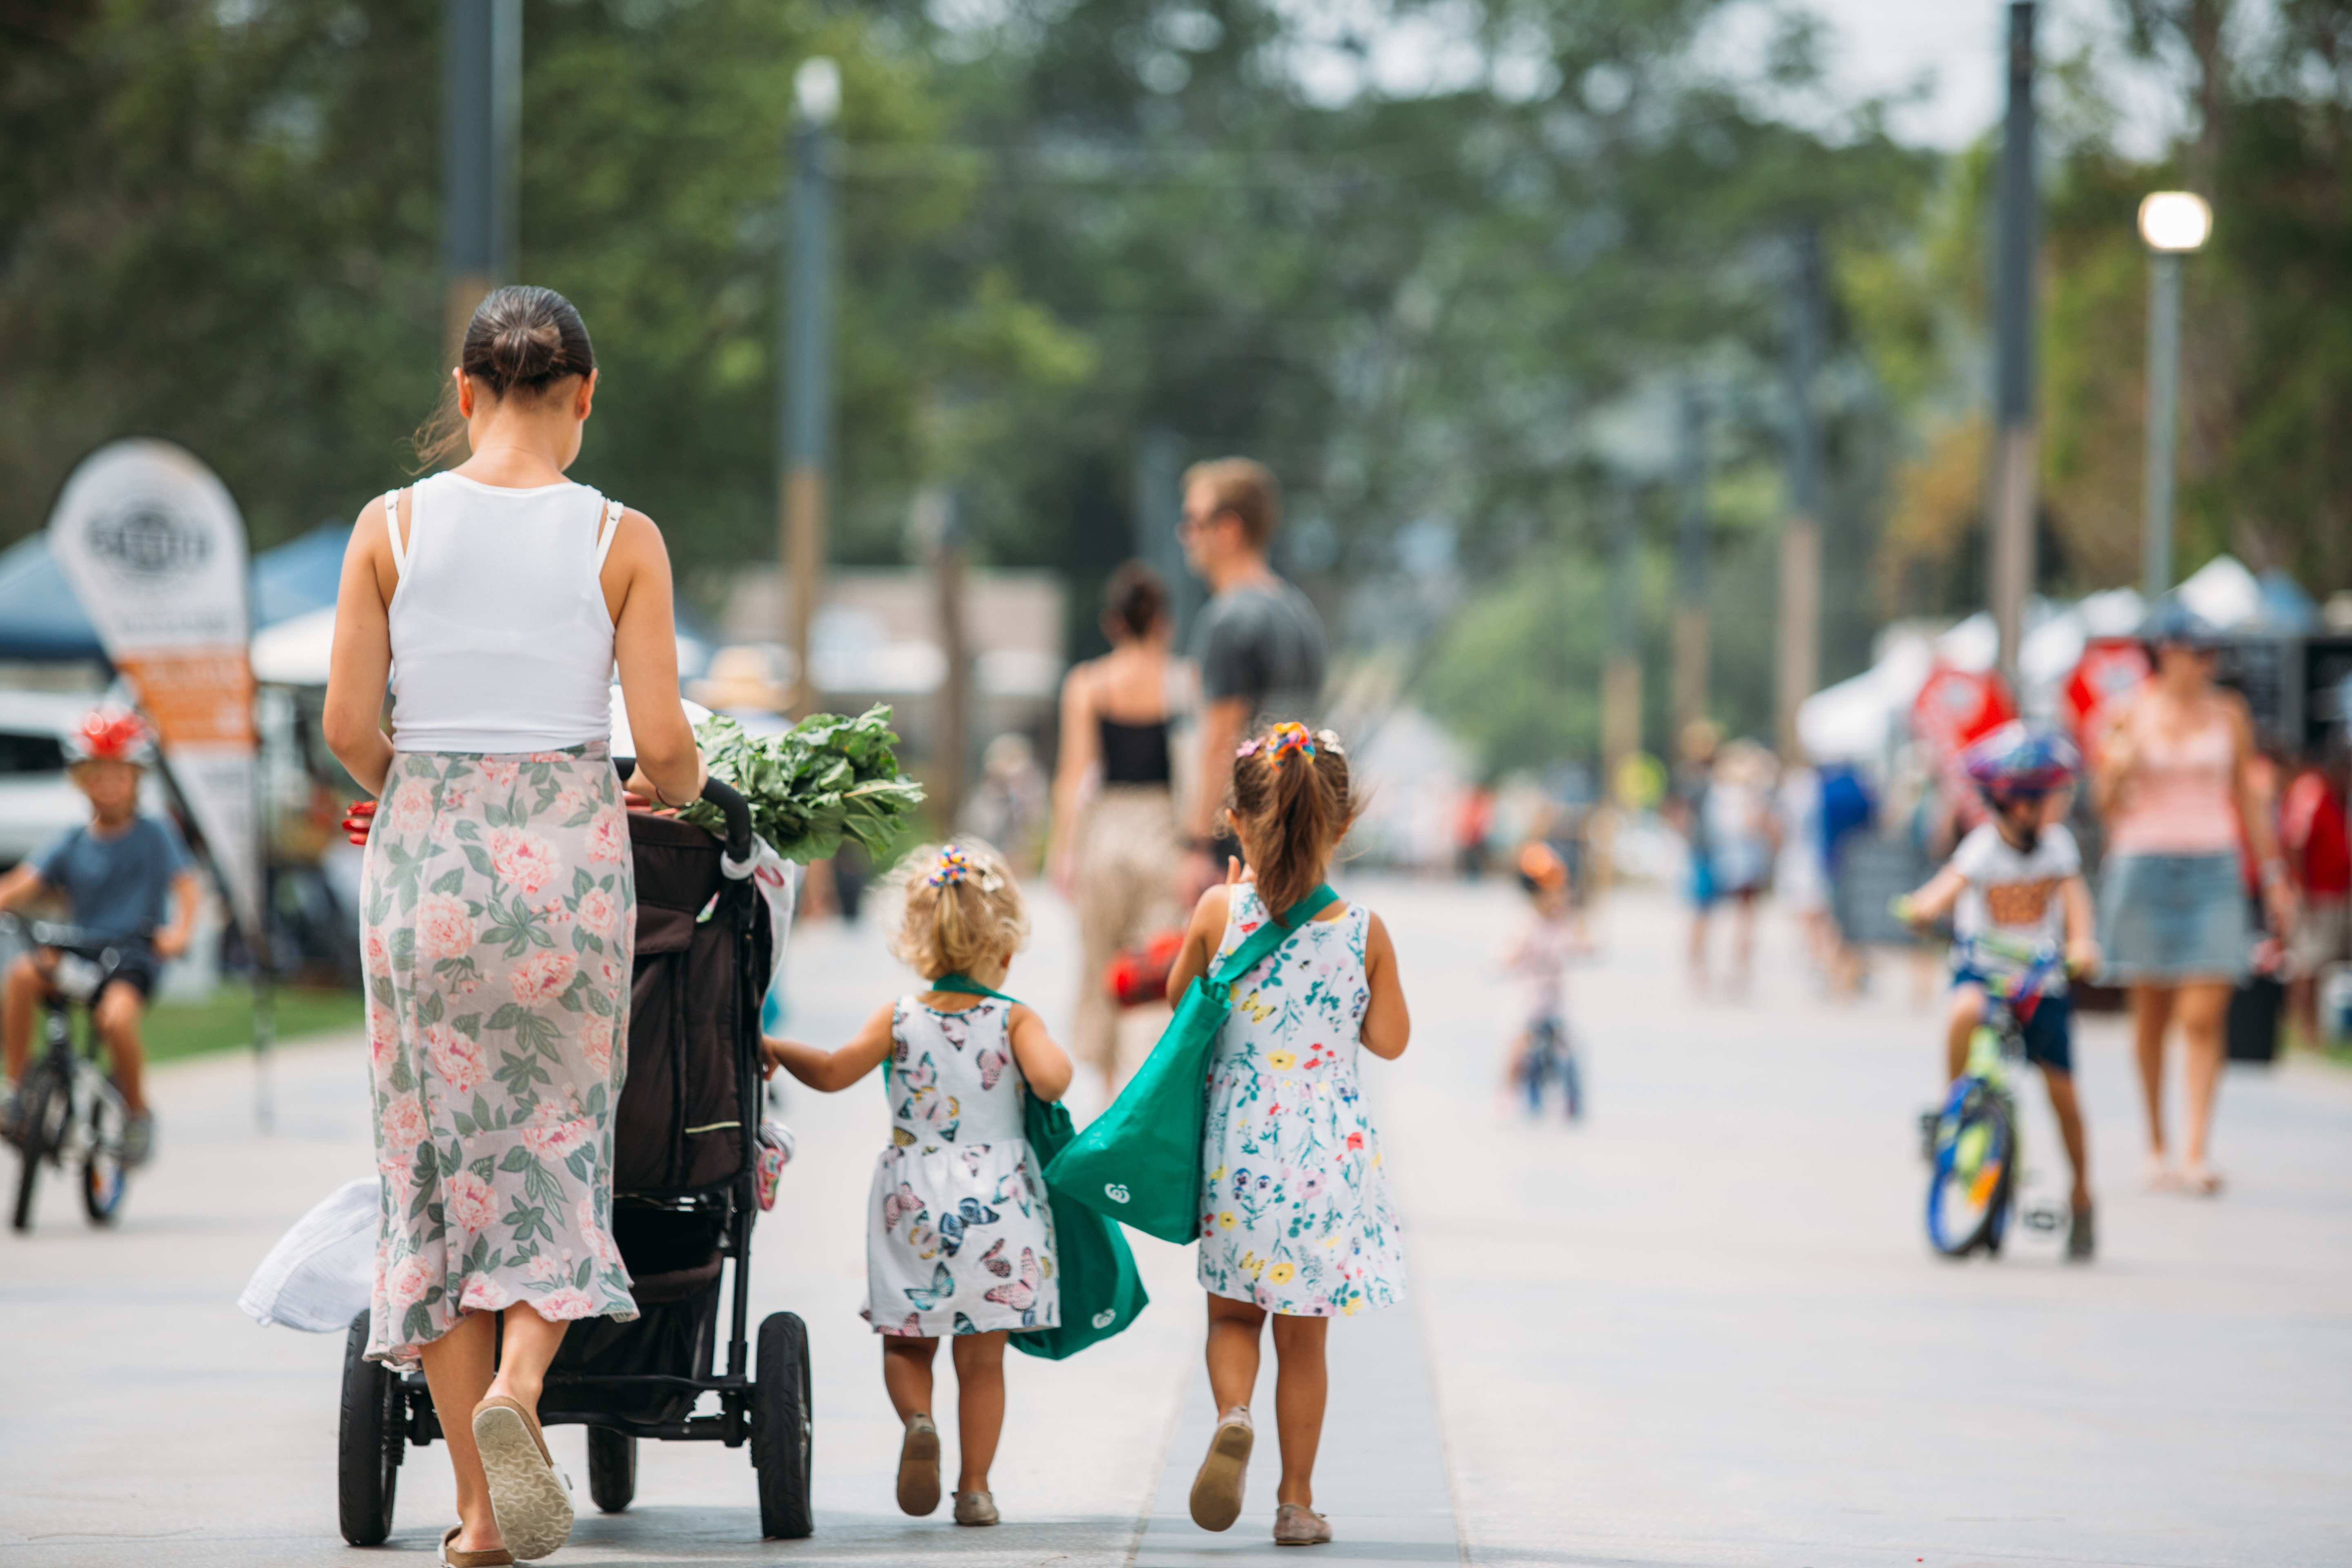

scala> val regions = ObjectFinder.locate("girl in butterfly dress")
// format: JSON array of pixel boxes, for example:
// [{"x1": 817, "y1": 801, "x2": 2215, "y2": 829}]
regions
[
  {"x1": 763, "y1": 840, "x2": 1071, "y2": 1529},
  {"x1": 1165, "y1": 722, "x2": 1412, "y2": 1548}
]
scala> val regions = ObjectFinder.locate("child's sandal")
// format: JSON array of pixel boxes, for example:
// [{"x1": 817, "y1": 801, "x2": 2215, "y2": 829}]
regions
[
  {"x1": 897, "y1": 1413, "x2": 942, "y2": 1516},
  {"x1": 1188, "y1": 1406, "x2": 1253, "y2": 1532}
]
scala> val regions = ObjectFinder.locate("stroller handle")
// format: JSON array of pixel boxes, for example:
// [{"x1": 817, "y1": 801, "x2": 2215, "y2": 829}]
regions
[{"x1": 699, "y1": 775, "x2": 755, "y2": 864}]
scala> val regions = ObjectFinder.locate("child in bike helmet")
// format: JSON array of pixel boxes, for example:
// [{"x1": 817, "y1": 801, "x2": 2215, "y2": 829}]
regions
[
  {"x1": 0, "y1": 708, "x2": 199, "y2": 1166},
  {"x1": 1897, "y1": 721, "x2": 2101, "y2": 1258},
  {"x1": 1497, "y1": 841, "x2": 1582, "y2": 1120}
]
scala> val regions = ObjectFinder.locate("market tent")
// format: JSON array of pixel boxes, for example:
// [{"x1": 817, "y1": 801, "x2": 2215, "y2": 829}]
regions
[
  {"x1": 0, "y1": 533, "x2": 104, "y2": 660},
  {"x1": 252, "y1": 520, "x2": 349, "y2": 626}
]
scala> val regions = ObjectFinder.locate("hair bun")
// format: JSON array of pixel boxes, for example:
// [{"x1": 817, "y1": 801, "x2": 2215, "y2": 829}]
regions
[{"x1": 491, "y1": 318, "x2": 563, "y2": 382}]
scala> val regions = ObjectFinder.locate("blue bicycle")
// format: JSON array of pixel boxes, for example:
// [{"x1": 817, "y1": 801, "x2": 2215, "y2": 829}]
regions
[{"x1": 3, "y1": 914, "x2": 134, "y2": 1233}]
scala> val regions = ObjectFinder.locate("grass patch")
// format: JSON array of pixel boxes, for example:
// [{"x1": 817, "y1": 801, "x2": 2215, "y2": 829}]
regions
[{"x1": 145, "y1": 986, "x2": 365, "y2": 1065}]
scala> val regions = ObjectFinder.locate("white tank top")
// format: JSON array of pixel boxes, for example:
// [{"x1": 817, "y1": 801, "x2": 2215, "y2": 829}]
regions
[{"x1": 382, "y1": 472, "x2": 623, "y2": 754}]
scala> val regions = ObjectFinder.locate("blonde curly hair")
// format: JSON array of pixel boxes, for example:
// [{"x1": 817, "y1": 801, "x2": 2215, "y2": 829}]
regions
[{"x1": 885, "y1": 838, "x2": 1031, "y2": 982}]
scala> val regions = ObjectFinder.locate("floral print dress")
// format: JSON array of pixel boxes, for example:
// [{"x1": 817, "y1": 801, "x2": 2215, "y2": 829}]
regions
[
  {"x1": 362, "y1": 744, "x2": 637, "y2": 1369},
  {"x1": 863, "y1": 997, "x2": 1060, "y2": 1338},
  {"x1": 1198, "y1": 884, "x2": 1406, "y2": 1317}
]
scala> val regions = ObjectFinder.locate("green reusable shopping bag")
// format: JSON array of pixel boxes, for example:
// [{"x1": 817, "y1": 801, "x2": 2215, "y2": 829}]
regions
[
  {"x1": 927, "y1": 974, "x2": 1149, "y2": 1360},
  {"x1": 1041, "y1": 884, "x2": 1338, "y2": 1245}
]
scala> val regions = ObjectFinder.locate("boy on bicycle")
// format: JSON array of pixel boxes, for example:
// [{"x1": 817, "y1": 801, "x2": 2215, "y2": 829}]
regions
[
  {"x1": 1498, "y1": 841, "x2": 1582, "y2": 1119},
  {"x1": 0, "y1": 709, "x2": 200, "y2": 1166},
  {"x1": 1897, "y1": 722, "x2": 2101, "y2": 1260}
]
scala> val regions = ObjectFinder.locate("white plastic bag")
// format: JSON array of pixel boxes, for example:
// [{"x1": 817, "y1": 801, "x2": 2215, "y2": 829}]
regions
[{"x1": 238, "y1": 1176, "x2": 377, "y2": 1332}]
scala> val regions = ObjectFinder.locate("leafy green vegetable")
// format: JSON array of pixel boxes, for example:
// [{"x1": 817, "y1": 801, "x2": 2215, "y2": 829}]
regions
[{"x1": 680, "y1": 706, "x2": 925, "y2": 864}]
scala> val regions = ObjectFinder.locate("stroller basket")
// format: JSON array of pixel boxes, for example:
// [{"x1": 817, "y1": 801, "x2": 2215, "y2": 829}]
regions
[{"x1": 337, "y1": 777, "x2": 817, "y2": 1544}]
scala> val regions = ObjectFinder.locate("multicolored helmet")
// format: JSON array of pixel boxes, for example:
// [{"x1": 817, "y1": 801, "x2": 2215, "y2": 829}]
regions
[
  {"x1": 1961, "y1": 720, "x2": 2079, "y2": 802},
  {"x1": 65, "y1": 707, "x2": 157, "y2": 767}
]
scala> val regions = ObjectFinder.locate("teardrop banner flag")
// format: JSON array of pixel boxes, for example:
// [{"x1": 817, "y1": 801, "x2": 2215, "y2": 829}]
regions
[{"x1": 47, "y1": 439, "x2": 264, "y2": 943}]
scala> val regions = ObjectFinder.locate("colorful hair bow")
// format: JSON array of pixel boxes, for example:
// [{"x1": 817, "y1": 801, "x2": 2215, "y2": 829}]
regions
[{"x1": 928, "y1": 845, "x2": 976, "y2": 888}]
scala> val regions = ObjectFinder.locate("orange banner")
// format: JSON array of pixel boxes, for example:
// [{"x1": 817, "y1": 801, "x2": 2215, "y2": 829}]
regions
[{"x1": 115, "y1": 649, "x2": 257, "y2": 748}]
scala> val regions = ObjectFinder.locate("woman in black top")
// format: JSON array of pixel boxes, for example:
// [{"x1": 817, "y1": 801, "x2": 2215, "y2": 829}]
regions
[{"x1": 1048, "y1": 564, "x2": 1191, "y2": 1095}]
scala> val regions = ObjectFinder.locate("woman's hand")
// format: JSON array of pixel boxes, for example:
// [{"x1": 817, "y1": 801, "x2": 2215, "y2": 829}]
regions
[
  {"x1": 341, "y1": 800, "x2": 377, "y2": 846},
  {"x1": 2263, "y1": 876, "x2": 2299, "y2": 941}
]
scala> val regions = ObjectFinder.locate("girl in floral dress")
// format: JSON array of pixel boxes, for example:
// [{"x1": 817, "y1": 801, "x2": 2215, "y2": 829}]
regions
[
  {"x1": 327, "y1": 286, "x2": 707, "y2": 1566},
  {"x1": 763, "y1": 840, "x2": 1073, "y2": 1529},
  {"x1": 1163, "y1": 722, "x2": 1412, "y2": 1548}
]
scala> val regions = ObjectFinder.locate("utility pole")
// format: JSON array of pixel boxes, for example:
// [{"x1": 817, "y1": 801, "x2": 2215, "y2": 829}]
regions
[
  {"x1": 1602, "y1": 487, "x2": 1644, "y2": 788},
  {"x1": 781, "y1": 58, "x2": 839, "y2": 718},
  {"x1": 2137, "y1": 192, "x2": 2211, "y2": 599},
  {"x1": 1989, "y1": 1, "x2": 2039, "y2": 686},
  {"x1": 1673, "y1": 387, "x2": 1709, "y2": 739},
  {"x1": 1776, "y1": 224, "x2": 1823, "y2": 759},
  {"x1": 441, "y1": 0, "x2": 519, "y2": 350}
]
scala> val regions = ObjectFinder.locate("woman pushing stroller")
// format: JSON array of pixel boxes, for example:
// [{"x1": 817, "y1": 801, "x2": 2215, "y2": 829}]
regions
[{"x1": 327, "y1": 286, "x2": 705, "y2": 1566}]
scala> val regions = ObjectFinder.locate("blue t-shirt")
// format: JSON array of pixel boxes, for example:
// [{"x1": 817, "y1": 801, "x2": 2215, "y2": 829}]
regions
[{"x1": 31, "y1": 816, "x2": 193, "y2": 945}]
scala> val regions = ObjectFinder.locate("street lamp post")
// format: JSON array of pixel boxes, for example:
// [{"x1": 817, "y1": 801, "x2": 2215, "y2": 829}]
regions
[
  {"x1": 2138, "y1": 191, "x2": 2211, "y2": 600},
  {"x1": 781, "y1": 57, "x2": 840, "y2": 719}
]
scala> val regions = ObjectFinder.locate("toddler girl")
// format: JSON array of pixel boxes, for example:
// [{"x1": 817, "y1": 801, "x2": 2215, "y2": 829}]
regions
[
  {"x1": 764, "y1": 839, "x2": 1073, "y2": 1528},
  {"x1": 1163, "y1": 722, "x2": 1411, "y2": 1547}
]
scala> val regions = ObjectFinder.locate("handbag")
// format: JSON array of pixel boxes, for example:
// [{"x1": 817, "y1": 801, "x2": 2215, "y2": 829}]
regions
[
  {"x1": 925, "y1": 973, "x2": 1149, "y2": 1359},
  {"x1": 1042, "y1": 884, "x2": 1338, "y2": 1245}
]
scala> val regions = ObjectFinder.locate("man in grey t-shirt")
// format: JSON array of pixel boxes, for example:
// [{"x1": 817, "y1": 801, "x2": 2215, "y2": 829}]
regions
[{"x1": 1175, "y1": 457, "x2": 1329, "y2": 902}]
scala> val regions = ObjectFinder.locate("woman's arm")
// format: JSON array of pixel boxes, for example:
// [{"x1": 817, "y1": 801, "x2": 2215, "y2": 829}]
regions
[
  {"x1": 2060, "y1": 874, "x2": 2101, "y2": 973},
  {"x1": 1165, "y1": 881, "x2": 1234, "y2": 1003},
  {"x1": 2229, "y1": 697, "x2": 2297, "y2": 935},
  {"x1": 2093, "y1": 703, "x2": 2139, "y2": 819},
  {"x1": 604, "y1": 510, "x2": 704, "y2": 809},
  {"x1": 764, "y1": 1001, "x2": 896, "y2": 1093},
  {"x1": 1006, "y1": 1005, "x2": 1074, "y2": 1102},
  {"x1": 1359, "y1": 912, "x2": 1410, "y2": 1060},
  {"x1": 322, "y1": 496, "x2": 400, "y2": 797},
  {"x1": 1045, "y1": 662, "x2": 1099, "y2": 897}
]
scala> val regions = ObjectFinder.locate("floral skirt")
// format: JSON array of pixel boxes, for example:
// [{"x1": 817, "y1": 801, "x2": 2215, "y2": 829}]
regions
[{"x1": 362, "y1": 743, "x2": 637, "y2": 1369}]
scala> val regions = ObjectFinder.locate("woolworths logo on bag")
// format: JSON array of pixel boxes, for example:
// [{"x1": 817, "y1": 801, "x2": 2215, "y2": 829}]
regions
[
  {"x1": 1093, "y1": 1308, "x2": 1118, "y2": 1329},
  {"x1": 1103, "y1": 1183, "x2": 1130, "y2": 1204}
]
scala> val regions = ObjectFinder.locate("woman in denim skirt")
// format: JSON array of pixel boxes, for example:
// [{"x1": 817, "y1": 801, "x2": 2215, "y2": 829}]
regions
[{"x1": 2095, "y1": 605, "x2": 2296, "y2": 1196}]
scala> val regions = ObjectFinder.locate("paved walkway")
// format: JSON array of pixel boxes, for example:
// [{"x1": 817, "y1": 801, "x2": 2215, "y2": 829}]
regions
[{"x1": 4, "y1": 879, "x2": 2348, "y2": 1565}]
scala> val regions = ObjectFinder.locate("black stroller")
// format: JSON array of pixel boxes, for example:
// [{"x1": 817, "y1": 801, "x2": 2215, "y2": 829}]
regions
[{"x1": 336, "y1": 779, "x2": 815, "y2": 1543}]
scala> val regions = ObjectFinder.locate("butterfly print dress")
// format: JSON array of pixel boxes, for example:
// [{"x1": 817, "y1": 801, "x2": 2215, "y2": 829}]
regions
[
  {"x1": 862, "y1": 996, "x2": 1060, "y2": 1337},
  {"x1": 1198, "y1": 884, "x2": 1406, "y2": 1317}
]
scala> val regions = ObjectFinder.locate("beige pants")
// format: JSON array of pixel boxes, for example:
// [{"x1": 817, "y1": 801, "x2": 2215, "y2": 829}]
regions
[{"x1": 1072, "y1": 786, "x2": 1181, "y2": 1085}]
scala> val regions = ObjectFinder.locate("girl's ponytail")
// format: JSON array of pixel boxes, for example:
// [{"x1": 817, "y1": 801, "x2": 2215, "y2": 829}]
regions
[
  {"x1": 1226, "y1": 722, "x2": 1356, "y2": 915},
  {"x1": 886, "y1": 840, "x2": 1030, "y2": 980}
]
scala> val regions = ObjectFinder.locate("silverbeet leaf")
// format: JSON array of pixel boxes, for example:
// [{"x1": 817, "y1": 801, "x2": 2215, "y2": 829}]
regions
[{"x1": 678, "y1": 706, "x2": 925, "y2": 864}]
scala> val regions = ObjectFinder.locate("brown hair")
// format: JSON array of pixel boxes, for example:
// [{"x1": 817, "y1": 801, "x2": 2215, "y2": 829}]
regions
[
  {"x1": 885, "y1": 839, "x2": 1031, "y2": 981},
  {"x1": 1103, "y1": 561, "x2": 1169, "y2": 641},
  {"x1": 1225, "y1": 723, "x2": 1357, "y2": 917},
  {"x1": 413, "y1": 285, "x2": 598, "y2": 466},
  {"x1": 1183, "y1": 457, "x2": 1282, "y2": 550}
]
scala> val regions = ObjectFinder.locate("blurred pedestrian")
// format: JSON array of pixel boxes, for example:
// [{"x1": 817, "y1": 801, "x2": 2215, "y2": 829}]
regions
[
  {"x1": 1172, "y1": 459, "x2": 1328, "y2": 906},
  {"x1": 1776, "y1": 755, "x2": 1831, "y2": 977},
  {"x1": 325, "y1": 285, "x2": 707, "y2": 1565},
  {"x1": 1046, "y1": 564, "x2": 1189, "y2": 1096},
  {"x1": 1673, "y1": 719, "x2": 1723, "y2": 993},
  {"x1": 2094, "y1": 603, "x2": 2297, "y2": 1196},
  {"x1": 962, "y1": 734, "x2": 1049, "y2": 875},
  {"x1": 1497, "y1": 842, "x2": 1581, "y2": 1119},
  {"x1": 1698, "y1": 738, "x2": 1777, "y2": 997},
  {"x1": 1817, "y1": 760, "x2": 1877, "y2": 997},
  {"x1": 2281, "y1": 750, "x2": 2349, "y2": 1043}
]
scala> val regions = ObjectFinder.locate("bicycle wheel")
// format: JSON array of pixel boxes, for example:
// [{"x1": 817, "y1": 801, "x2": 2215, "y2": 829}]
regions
[
  {"x1": 1925, "y1": 1080, "x2": 2014, "y2": 1257},
  {"x1": 82, "y1": 1087, "x2": 127, "y2": 1226},
  {"x1": 10, "y1": 1063, "x2": 68, "y2": 1233}
]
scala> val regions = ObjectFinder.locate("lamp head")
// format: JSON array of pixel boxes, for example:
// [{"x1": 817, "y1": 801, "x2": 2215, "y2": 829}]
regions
[
  {"x1": 794, "y1": 56, "x2": 840, "y2": 127},
  {"x1": 2138, "y1": 191, "x2": 2212, "y2": 253}
]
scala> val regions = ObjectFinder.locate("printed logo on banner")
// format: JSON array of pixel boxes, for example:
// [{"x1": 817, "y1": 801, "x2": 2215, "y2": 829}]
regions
[{"x1": 88, "y1": 505, "x2": 213, "y2": 581}]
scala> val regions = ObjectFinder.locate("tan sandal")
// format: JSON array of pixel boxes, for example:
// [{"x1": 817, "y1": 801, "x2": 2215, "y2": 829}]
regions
[
  {"x1": 953, "y1": 1489, "x2": 999, "y2": 1526},
  {"x1": 1188, "y1": 1406, "x2": 1253, "y2": 1532},
  {"x1": 441, "y1": 1523, "x2": 516, "y2": 1567},
  {"x1": 897, "y1": 1412, "x2": 942, "y2": 1516},
  {"x1": 471, "y1": 1395, "x2": 573, "y2": 1561},
  {"x1": 1273, "y1": 1502, "x2": 1333, "y2": 1546}
]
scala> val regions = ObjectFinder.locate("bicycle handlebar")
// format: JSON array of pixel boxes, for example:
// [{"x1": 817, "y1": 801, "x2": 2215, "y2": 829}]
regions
[
  {"x1": 0, "y1": 912, "x2": 120, "y2": 954},
  {"x1": 1954, "y1": 933, "x2": 2068, "y2": 1003}
]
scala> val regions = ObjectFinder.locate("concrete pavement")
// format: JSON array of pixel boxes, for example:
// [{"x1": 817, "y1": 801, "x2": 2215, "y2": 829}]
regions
[{"x1": 3, "y1": 878, "x2": 2348, "y2": 1566}]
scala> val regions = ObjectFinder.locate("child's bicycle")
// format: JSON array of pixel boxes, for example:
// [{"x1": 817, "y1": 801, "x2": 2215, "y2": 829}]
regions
[
  {"x1": 1924, "y1": 933, "x2": 2067, "y2": 1259},
  {"x1": 1514, "y1": 1014, "x2": 1582, "y2": 1120},
  {"x1": 2, "y1": 914, "x2": 135, "y2": 1233}
]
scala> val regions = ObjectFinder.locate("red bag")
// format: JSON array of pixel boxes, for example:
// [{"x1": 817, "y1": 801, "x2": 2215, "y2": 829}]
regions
[{"x1": 1104, "y1": 929, "x2": 1184, "y2": 1009}]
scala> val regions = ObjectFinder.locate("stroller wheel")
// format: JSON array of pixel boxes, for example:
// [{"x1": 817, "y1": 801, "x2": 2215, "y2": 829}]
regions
[
  {"x1": 336, "y1": 1311, "x2": 402, "y2": 1546},
  {"x1": 587, "y1": 1427, "x2": 637, "y2": 1513},
  {"x1": 753, "y1": 1312, "x2": 814, "y2": 1539}
]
